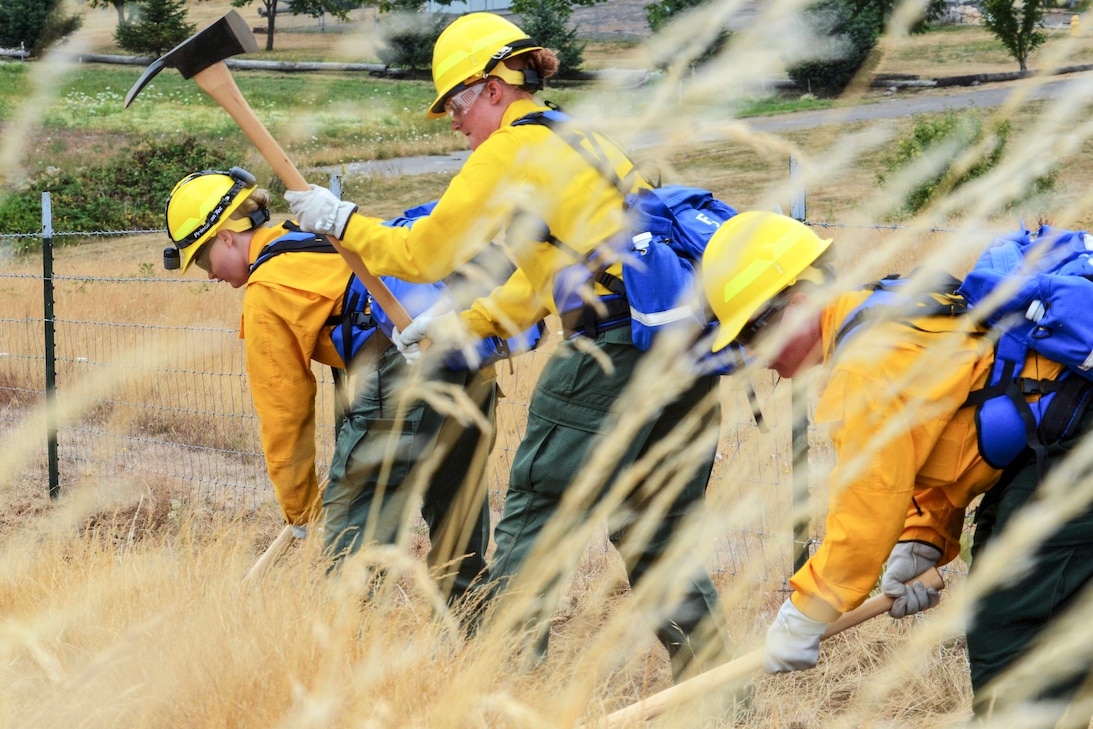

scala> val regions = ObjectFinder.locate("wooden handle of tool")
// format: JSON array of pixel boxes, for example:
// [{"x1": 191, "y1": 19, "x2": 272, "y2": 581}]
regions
[
  {"x1": 190, "y1": 62, "x2": 413, "y2": 330},
  {"x1": 241, "y1": 524, "x2": 294, "y2": 585},
  {"x1": 596, "y1": 567, "x2": 945, "y2": 728},
  {"x1": 241, "y1": 478, "x2": 329, "y2": 585}
]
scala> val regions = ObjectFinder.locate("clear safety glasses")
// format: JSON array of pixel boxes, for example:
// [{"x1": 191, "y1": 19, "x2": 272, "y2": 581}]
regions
[{"x1": 445, "y1": 81, "x2": 486, "y2": 120}]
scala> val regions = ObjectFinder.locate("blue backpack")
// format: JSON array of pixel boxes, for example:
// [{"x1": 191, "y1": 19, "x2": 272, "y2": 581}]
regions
[
  {"x1": 330, "y1": 201, "x2": 545, "y2": 370},
  {"x1": 510, "y1": 109, "x2": 738, "y2": 356},
  {"x1": 958, "y1": 224, "x2": 1093, "y2": 470},
  {"x1": 835, "y1": 224, "x2": 1093, "y2": 473}
]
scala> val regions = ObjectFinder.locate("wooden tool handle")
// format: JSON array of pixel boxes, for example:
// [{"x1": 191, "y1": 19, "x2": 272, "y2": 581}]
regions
[
  {"x1": 596, "y1": 567, "x2": 945, "y2": 728},
  {"x1": 191, "y1": 63, "x2": 413, "y2": 330},
  {"x1": 822, "y1": 565, "x2": 944, "y2": 639},
  {"x1": 241, "y1": 524, "x2": 294, "y2": 585}
]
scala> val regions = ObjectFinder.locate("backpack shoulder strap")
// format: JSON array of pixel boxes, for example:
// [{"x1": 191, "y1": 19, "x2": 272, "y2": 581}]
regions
[
  {"x1": 248, "y1": 223, "x2": 339, "y2": 276},
  {"x1": 512, "y1": 108, "x2": 648, "y2": 197},
  {"x1": 834, "y1": 271, "x2": 966, "y2": 351}
]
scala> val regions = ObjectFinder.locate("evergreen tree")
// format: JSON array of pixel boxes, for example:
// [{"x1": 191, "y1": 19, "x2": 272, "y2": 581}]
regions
[
  {"x1": 115, "y1": 0, "x2": 195, "y2": 57},
  {"x1": 0, "y1": 0, "x2": 82, "y2": 56},
  {"x1": 785, "y1": 0, "x2": 882, "y2": 97},
  {"x1": 513, "y1": 0, "x2": 586, "y2": 78}
]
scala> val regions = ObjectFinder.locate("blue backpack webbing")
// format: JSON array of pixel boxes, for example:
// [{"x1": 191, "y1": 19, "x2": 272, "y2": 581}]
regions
[
  {"x1": 834, "y1": 231, "x2": 1093, "y2": 476},
  {"x1": 957, "y1": 224, "x2": 1093, "y2": 473}
]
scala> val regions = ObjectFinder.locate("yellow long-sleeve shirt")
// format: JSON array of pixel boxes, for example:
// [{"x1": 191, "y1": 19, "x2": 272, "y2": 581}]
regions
[
  {"x1": 790, "y1": 289, "x2": 1064, "y2": 622},
  {"x1": 240, "y1": 225, "x2": 350, "y2": 526},
  {"x1": 338, "y1": 99, "x2": 642, "y2": 338}
]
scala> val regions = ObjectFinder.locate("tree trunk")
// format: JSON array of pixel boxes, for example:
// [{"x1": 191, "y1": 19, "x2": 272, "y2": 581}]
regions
[
  {"x1": 266, "y1": 0, "x2": 277, "y2": 51},
  {"x1": 113, "y1": 0, "x2": 127, "y2": 27}
]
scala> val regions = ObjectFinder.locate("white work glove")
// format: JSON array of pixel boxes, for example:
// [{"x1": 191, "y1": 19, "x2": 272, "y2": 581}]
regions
[
  {"x1": 881, "y1": 540, "x2": 943, "y2": 618},
  {"x1": 391, "y1": 324, "x2": 422, "y2": 365},
  {"x1": 284, "y1": 184, "x2": 358, "y2": 239},
  {"x1": 290, "y1": 524, "x2": 307, "y2": 539},
  {"x1": 763, "y1": 599, "x2": 828, "y2": 673},
  {"x1": 391, "y1": 307, "x2": 481, "y2": 369}
]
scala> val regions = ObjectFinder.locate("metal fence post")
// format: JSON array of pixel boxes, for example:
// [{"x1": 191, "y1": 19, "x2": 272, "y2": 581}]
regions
[
  {"x1": 42, "y1": 192, "x2": 59, "y2": 499},
  {"x1": 789, "y1": 156, "x2": 810, "y2": 571},
  {"x1": 790, "y1": 155, "x2": 806, "y2": 222}
]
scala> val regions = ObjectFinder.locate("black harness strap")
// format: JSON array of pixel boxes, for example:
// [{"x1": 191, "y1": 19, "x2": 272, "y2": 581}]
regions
[
  {"x1": 248, "y1": 225, "x2": 338, "y2": 276},
  {"x1": 560, "y1": 296, "x2": 631, "y2": 339}
]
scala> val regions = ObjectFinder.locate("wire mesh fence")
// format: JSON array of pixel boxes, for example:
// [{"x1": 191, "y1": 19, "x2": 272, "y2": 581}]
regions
[{"x1": 1, "y1": 220, "x2": 807, "y2": 591}]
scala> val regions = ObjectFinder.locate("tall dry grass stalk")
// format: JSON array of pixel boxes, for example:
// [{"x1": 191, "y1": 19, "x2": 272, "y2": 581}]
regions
[{"x1": 4, "y1": 0, "x2": 1093, "y2": 726}]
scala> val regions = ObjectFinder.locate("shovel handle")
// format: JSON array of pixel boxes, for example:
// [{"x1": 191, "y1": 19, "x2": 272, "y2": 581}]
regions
[
  {"x1": 191, "y1": 62, "x2": 413, "y2": 330},
  {"x1": 595, "y1": 568, "x2": 945, "y2": 728}
]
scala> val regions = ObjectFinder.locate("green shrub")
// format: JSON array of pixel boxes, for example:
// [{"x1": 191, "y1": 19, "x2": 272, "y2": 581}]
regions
[
  {"x1": 0, "y1": 136, "x2": 231, "y2": 249},
  {"x1": 375, "y1": 12, "x2": 446, "y2": 74},
  {"x1": 786, "y1": 0, "x2": 881, "y2": 97},
  {"x1": 877, "y1": 109, "x2": 1056, "y2": 217}
]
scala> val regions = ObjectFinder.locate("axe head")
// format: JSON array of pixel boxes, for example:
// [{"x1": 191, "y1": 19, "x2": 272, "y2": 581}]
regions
[{"x1": 124, "y1": 10, "x2": 258, "y2": 108}]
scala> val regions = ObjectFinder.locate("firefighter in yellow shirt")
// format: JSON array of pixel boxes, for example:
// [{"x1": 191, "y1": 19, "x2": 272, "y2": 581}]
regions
[
  {"x1": 700, "y1": 211, "x2": 1093, "y2": 725},
  {"x1": 162, "y1": 168, "x2": 512, "y2": 604},
  {"x1": 165, "y1": 167, "x2": 348, "y2": 533},
  {"x1": 284, "y1": 13, "x2": 729, "y2": 680}
]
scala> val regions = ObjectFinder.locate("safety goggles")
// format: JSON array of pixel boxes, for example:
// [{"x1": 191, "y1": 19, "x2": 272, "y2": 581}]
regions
[
  {"x1": 445, "y1": 81, "x2": 486, "y2": 120},
  {"x1": 735, "y1": 296, "x2": 790, "y2": 349}
]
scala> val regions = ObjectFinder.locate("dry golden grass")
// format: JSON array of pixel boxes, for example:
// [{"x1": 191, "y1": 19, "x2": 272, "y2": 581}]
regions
[{"x1": 5, "y1": 0, "x2": 1093, "y2": 727}]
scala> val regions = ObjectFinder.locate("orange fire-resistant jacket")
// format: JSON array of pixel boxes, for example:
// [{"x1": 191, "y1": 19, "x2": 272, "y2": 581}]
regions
[
  {"x1": 240, "y1": 225, "x2": 350, "y2": 526},
  {"x1": 790, "y1": 289, "x2": 1065, "y2": 623},
  {"x1": 336, "y1": 98, "x2": 646, "y2": 339}
]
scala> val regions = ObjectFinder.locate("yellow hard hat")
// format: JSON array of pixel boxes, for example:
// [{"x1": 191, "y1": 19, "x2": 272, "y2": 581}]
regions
[
  {"x1": 701, "y1": 211, "x2": 833, "y2": 352},
  {"x1": 428, "y1": 13, "x2": 542, "y2": 119},
  {"x1": 163, "y1": 167, "x2": 265, "y2": 273}
]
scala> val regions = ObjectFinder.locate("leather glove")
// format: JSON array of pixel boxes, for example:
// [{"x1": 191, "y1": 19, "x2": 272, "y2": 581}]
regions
[
  {"x1": 284, "y1": 184, "x2": 358, "y2": 239},
  {"x1": 882, "y1": 540, "x2": 943, "y2": 618},
  {"x1": 763, "y1": 598, "x2": 828, "y2": 673}
]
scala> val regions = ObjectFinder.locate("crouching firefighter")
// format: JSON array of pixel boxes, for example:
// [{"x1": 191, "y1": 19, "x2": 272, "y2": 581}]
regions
[
  {"x1": 163, "y1": 168, "x2": 542, "y2": 605},
  {"x1": 700, "y1": 211, "x2": 1093, "y2": 726}
]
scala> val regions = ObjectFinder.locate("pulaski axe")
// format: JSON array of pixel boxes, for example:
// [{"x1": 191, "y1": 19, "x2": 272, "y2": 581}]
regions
[{"x1": 124, "y1": 10, "x2": 413, "y2": 330}]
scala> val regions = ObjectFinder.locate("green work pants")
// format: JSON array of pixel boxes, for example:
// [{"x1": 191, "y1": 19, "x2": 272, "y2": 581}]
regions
[
  {"x1": 968, "y1": 405, "x2": 1093, "y2": 726},
  {"x1": 487, "y1": 324, "x2": 728, "y2": 681},
  {"x1": 323, "y1": 346, "x2": 495, "y2": 604}
]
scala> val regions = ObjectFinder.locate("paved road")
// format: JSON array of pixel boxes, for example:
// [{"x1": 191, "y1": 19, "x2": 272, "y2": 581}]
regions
[{"x1": 326, "y1": 73, "x2": 1093, "y2": 180}]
